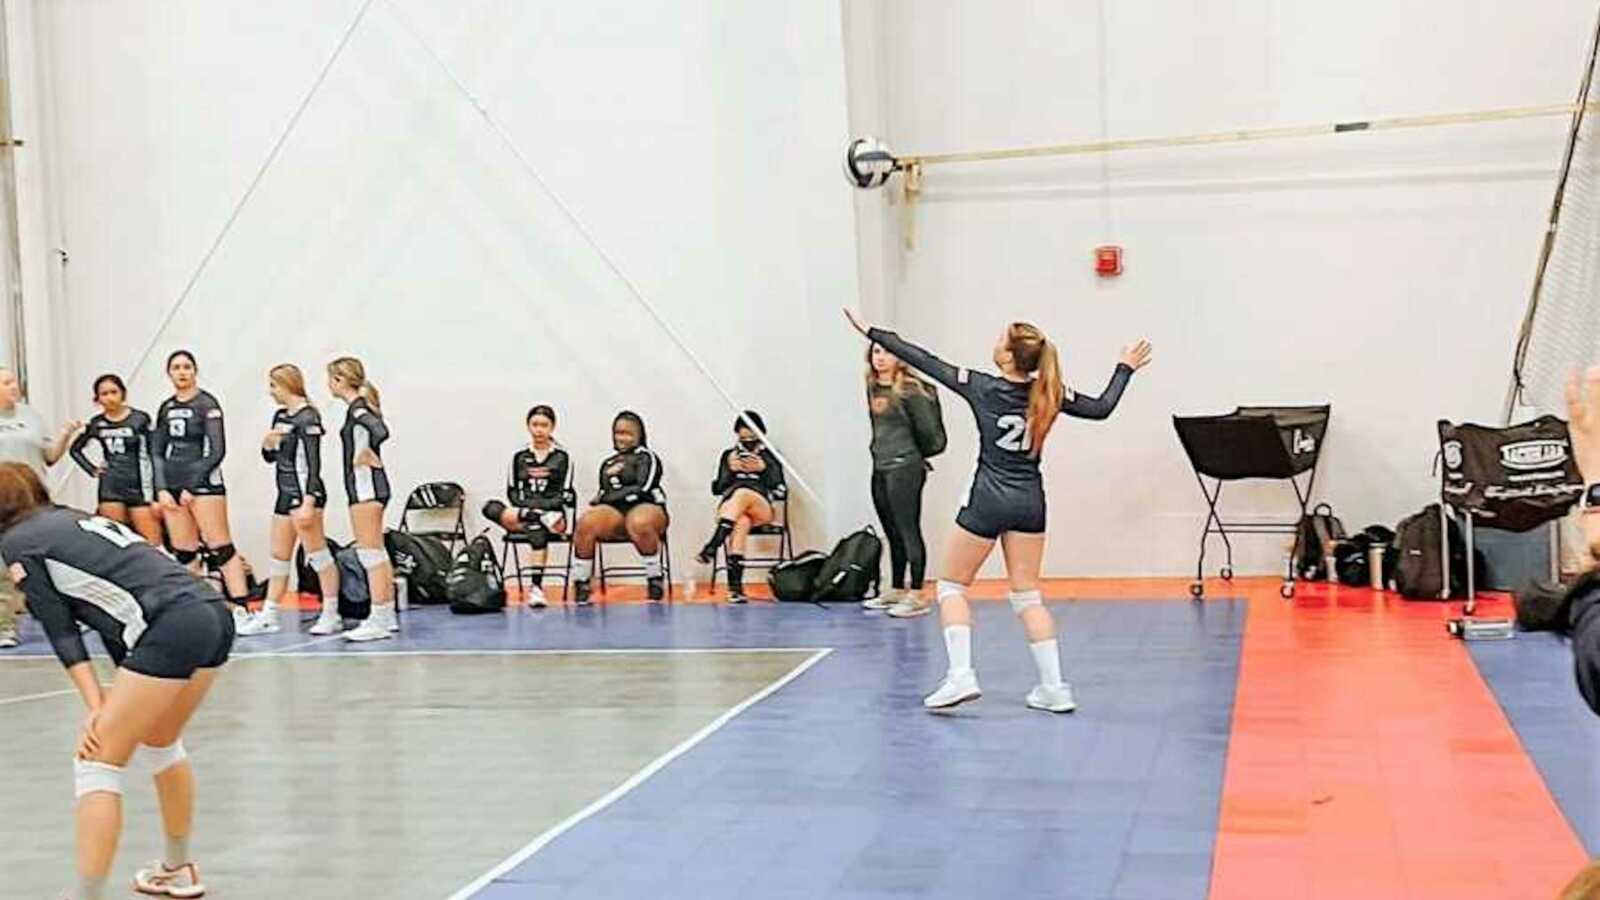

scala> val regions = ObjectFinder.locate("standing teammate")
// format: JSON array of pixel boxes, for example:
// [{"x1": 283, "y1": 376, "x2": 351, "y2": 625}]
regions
[
  {"x1": 482, "y1": 404, "x2": 571, "y2": 608},
  {"x1": 151, "y1": 351, "x2": 252, "y2": 623},
  {"x1": 695, "y1": 411, "x2": 784, "y2": 604},
  {"x1": 68, "y1": 375, "x2": 160, "y2": 546},
  {"x1": 327, "y1": 357, "x2": 396, "y2": 641},
  {"x1": 863, "y1": 342, "x2": 945, "y2": 617},
  {"x1": 0, "y1": 462, "x2": 233, "y2": 900},
  {"x1": 238, "y1": 364, "x2": 341, "y2": 636},
  {"x1": 844, "y1": 308, "x2": 1151, "y2": 712}
]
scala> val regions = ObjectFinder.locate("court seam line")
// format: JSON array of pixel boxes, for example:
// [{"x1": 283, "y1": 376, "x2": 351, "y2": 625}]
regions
[
  {"x1": 231, "y1": 646, "x2": 829, "y2": 659},
  {"x1": 444, "y1": 646, "x2": 835, "y2": 900},
  {"x1": 0, "y1": 687, "x2": 78, "y2": 706}
]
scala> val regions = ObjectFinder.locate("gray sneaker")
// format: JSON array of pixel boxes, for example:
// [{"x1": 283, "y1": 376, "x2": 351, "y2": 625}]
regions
[
  {"x1": 0, "y1": 626, "x2": 17, "y2": 649},
  {"x1": 862, "y1": 589, "x2": 900, "y2": 611},
  {"x1": 886, "y1": 593, "x2": 933, "y2": 618}
]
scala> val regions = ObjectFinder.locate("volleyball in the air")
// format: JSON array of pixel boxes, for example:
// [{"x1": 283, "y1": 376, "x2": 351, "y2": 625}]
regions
[{"x1": 843, "y1": 136, "x2": 897, "y2": 189}]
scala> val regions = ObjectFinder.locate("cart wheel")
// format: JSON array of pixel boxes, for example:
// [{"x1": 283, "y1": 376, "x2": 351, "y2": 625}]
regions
[
  {"x1": 1189, "y1": 582, "x2": 1205, "y2": 599},
  {"x1": 1220, "y1": 567, "x2": 1234, "y2": 582},
  {"x1": 1280, "y1": 582, "x2": 1295, "y2": 599},
  {"x1": 1464, "y1": 598, "x2": 1477, "y2": 616}
]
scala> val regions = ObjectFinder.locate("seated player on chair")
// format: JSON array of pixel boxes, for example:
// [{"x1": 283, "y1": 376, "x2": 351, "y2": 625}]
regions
[
  {"x1": 482, "y1": 404, "x2": 570, "y2": 608},
  {"x1": 695, "y1": 410, "x2": 783, "y2": 604},
  {"x1": 570, "y1": 410, "x2": 669, "y2": 605}
]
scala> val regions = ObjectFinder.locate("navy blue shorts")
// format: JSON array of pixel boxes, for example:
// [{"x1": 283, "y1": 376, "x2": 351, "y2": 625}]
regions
[
  {"x1": 955, "y1": 479, "x2": 1046, "y2": 540},
  {"x1": 122, "y1": 597, "x2": 235, "y2": 680}
]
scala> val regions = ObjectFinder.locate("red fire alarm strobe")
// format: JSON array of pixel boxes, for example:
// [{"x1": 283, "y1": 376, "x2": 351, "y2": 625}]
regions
[{"x1": 1095, "y1": 244, "x2": 1123, "y2": 277}]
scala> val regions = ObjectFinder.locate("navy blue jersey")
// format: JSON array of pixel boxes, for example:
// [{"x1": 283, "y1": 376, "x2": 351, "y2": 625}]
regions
[
  {"x1": 151, "y1": 390, "x2": 226, "y2": 491},
  {"x1": 69, "y1": 409, "x2": 154, "y2": 490},
  {"x1": 1, "y1": 506, "x2": 217, "y2": 668},
  {"x1": 339, "y1": 397, "x2": 391, "y2": 503},
  {"x1": 262, "y1": 405, "x2": 326, "y2": 497},
  {"x1": 508, "y1": 445, "x2": 570, "y2": 511},
  {"x1": 867, "y1": 328, "x2": 1133, "y2": 495}
]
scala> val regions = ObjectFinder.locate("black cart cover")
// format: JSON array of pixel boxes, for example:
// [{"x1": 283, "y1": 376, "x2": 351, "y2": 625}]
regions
[
  {"x1": 1173, "y1": 405, "x2": 1330, "y2": 481},
  {"x1": 1438, "y1": 416, "x2": 1582, "y2": 532}
]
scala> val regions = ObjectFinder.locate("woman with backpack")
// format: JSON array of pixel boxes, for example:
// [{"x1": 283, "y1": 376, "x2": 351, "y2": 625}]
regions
[
  {"x1": 236, "y1": 365, "x2": 341, "y2": 637},
  {"x1": 844, "y1": 308, "x2": 1151, "y2": 713},
  {"x1": 862, "y1": 341, "x2": 945, "y2": 618},
  {"x1": 695, "y1": 410, "x2": 784, "y2": 604}
]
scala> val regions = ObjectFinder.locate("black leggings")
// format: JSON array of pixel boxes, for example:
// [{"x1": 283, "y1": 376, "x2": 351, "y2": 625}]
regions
[{"x1": 871, "y1": 464, "x2": 927, "y2": 591}]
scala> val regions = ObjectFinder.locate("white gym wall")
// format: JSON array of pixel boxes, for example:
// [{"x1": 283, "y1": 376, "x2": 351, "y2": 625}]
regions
[
  {"x1": 16, "y1": 0, "x2": 871, "y2": 577},
  {"x1": 846, "y1": 0, "x2": 1598, "y2": 577}
]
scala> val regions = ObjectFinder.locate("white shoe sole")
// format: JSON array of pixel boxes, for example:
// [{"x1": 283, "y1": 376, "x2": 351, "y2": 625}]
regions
[
  {"x1": 134, "y1": 882, "x2": 205, "y2": 899},
  {"x1": 343, "y1": 628, "x2": 393, "y2": 643},
  {"x1": 924, "y1": 687, "x2": 982, "y2": 710},
  {"x1": 1026, "y1": 698, "x2": 1077, "y2": 713},
  {"x1": 887, "y1": 605, "x2": 933, "y2": 618},
  {"x1": 307, "y1": 620, "x2": 341, "y2": 636}
]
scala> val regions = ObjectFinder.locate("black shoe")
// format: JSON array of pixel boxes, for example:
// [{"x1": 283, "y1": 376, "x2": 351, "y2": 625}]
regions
[
  {"x1": 727, "y1": 590, "x2": 747, "y2": 605},
  {"x1": 647, "y1": 577, "x2": 665, "y2": 602},
  {"x1": 696, "y1": 546, "x2": 716, "y2": 566},
  {"x1": 574, "y1": 581, "x2": 592, "y2": 606}
]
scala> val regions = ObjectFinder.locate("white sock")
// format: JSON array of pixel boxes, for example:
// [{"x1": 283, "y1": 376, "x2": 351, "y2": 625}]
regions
[
  {"x1": 943, "y1": 625, "x2": 972, "y2": 676},
  {"x1": 1030, "y1": 638, "x2": 1063, "y2": 688},
  {"x1": 321, "y1": 595, "x2": 339, "y2": 616},
  {"x1": 643, "y1": 556, "x2": 663, "y2": 579},
  {"x1": 572, "y1": 558, "x2": 594, "y2": 582}
]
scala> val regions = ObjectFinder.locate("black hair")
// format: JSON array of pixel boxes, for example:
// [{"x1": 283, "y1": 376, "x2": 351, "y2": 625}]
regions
[
  {"x1": 92, "y1": 373, "x2": 126, "y2": 400},
  {"x1": 613, "y1": 410, "x2": 648, "y2": 448},
  {"x1": 734, "y1": 410, "x2": 767, "y2": 436},
  {"x1": 166, "y1": 349, "x2": 197, "y2": 371},
  {"x1": 526, "y1": 404, "x2": 557, "y2": 425}
]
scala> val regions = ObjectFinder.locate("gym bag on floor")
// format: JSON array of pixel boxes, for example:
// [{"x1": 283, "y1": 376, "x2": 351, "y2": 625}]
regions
[
  {"x1": 768, "y1": 551, "x2": 829, "y2": 602},
  {"x1": 810, "y1": 527, "x2": 883, "y2": 603},
  {"x1": 1294, "y1": 503, "x2": 1347, "y2": 581},
  {"x1": 1394, "y1": 504, "x2": 1486, "y2": 599},
  {"x1": 333, "y1": 546, "x2": 372, "y2": 621},
  {"x1": 385, "y1": 529, "x2": 452, "y2": 604},
  {"x1": 447, "y1": 534, "x2": 505, "y2": 615}
]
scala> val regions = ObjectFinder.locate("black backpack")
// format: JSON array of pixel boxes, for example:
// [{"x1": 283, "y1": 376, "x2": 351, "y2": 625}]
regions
[
  {"x1": 295, "y1": 538, "x2": 345, "y2": 596},
  {"x1": 810, "y1": 527, "x2": 883, "y2": 602},
  {"x1": 768, "y1": 552, "x2": 829, "y2": 602},
  {"x1": 1394, "y1": 504, "x2": 1487, "y2": 599},
  {"x1": 906, "y1": 388, "x2": 948, "y2": 459},
  {"x1": 1294, "y1": 503, "x2": 1347, "y2": 580},
  {"x1": 333, "y1": 545, "x2": 372, "y2": 621},
  {"x1": 1331, "y1": 525, "x2": 1399, "y2": 588},
  {"x1": 447, "y1": 534, "x2": 505, "y2": 615},
  {"x1": 385, "y1": 529, "x2": 453, "y2": 604}
]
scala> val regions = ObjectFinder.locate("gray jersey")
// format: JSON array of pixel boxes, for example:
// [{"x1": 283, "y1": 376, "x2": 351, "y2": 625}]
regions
[
  {"x1": 1, "y1": 506, "x2": 215, "y2": 667},
  {"x1": 0, "y1": 404, "x2": 51, "y2": 478}
]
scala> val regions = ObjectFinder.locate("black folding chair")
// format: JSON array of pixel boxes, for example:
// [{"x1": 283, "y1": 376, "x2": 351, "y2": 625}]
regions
[
  {"x1": 499, "y1": 489, "x2": 579, "y2": 604},
  {"x1": 707, "y1": 485, "x2": 794, "y2": 592},
  {"x1": 399, "y1": 481, "x2": 469, "y2": 555},
  {"x1": 597, "y1": 530, "x2": 673, "y2": 599}
]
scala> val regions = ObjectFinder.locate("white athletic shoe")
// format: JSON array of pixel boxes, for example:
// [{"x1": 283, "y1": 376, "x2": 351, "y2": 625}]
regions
[
  {"x1": 862, "y1": 589, "x2": 899, "y2": 611},
  {"x1": 133, "y1": 860, "x2": 205, "y2": 898},
  {"x1": 344, "y1": 609, "x2": 396, "y2": 643},
  {"x1": 1026, "y1": 683, "x2": 1078, "y2": 714},
  {"x1": 923, "y1": 669, "x2": 982, "y2": 709},
  {"x1": 230, "y1": 605, "x2": 251, "y2": 631},
  {"x1": 0, "y1": 626, "x2": 17, "y2": 648},
  {"x1": 307, "y1": 609, "x2": 342, "y2": 636},
  {"x1": 886, "y1": 593, "x2": 933, "y2": 618},
  {"x1": 235, "y1": 608, "x2": 280, "y2": 636},
  {"x1": 526, "y1": 586, "x2": 548, "y2": 609}
]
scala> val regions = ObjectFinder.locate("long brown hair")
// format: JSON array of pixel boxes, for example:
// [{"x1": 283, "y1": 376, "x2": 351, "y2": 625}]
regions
[
  {"x1": 328, "y1": 357, "x2": 381, "y2": 413},
  {"x1": 1007, "y1": 322, "x2": 1063, "y2": 457},
  {"x1": 864, "y1": 343, "x2": 929, "y2": 401},
  {"x1": 269, "y1": 364, "x2": 313, "y2": 408},
  {"x1": 0, "y1": 461, "x2": 50, "y2": 531}
]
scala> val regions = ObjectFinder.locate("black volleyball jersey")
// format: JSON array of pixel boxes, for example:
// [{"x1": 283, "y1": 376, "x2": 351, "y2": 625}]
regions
[
  {"x1": 339, "y1": 397, "x2": 391, "y2": 502},
  {"x1": 262, "y1": 405, "x2": 326, "y2": 497},
  {"x1": 508, "y1": 445, "x2": 570, "y2": 510},
  {"x1": 1, "y1": 506, "x2": 217, "y2": 668},
  {"x1": 595, "y1": 447, "x2": 666, "y2": 508},
  {"x1": 69, "y1": 409, "x2": 153, "y2": 485},
  {"x1": 151, "y1": 390, "x2": 226, "y2": 490},
  {"x1": 711, "y1": 444, "x2": 784, "y2": 500},
  {"x1": 867, "y1": 328, "x2": 1133, "y2": 493}
]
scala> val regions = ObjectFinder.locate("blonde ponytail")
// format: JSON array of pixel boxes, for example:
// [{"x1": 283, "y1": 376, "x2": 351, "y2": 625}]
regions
[
  {"x1": 1008, "y1": 323, "x2": 1063, "y2": 458},
  {"x1": 328, "y1": 356, "x2": 381, "y2": 414}
]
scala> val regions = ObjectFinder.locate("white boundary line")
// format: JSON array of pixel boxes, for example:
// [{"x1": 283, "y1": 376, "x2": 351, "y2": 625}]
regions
[
  {"x1": 230, "y1": 646, "x2": 827, "y2": 660},
  {"x1": 0, "y1": 686, "x2": 77, "y2": 706},
  {"x1": 444, "y1": 647, "x2": 835, "y2": 900}
]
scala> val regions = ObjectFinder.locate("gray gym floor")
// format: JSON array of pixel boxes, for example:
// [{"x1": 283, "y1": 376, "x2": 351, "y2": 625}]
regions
[{"x1": 5, "y1": 650, "x2": 813, "y2": 899}]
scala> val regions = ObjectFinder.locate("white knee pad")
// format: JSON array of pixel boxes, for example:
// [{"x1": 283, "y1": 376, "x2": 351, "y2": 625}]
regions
[
  {"x1": 74, "y1": 759, "x2": 124, "y2": 798},
  {"x1": 268, "y1": 557, "x2": 293, "y2": 578},
  {"x1": 306, "y1": 547, "x2": 335, "y2": 572},
  {"x1": 1009, "y1": 589, "x2": 1043, "y2": 614},
  {"x1": 936, "y1": 580, "x2": 967, "y2": 605},
  {"x1": 141, "y1": 740, "x2": 188, "y2": 775},
  {"x1": 356, "y1": 548, "x2": 388, "y2": 571}
]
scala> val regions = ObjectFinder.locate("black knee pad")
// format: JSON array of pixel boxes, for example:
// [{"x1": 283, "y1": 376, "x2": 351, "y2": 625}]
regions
[
  {"x1": 172, "y1": 548, "x2": 199, "y2": 565},
  {"x1": 203, "y1": 543, "x2": 236, "y2": 570},
  {"x1": 482, "y1": 500, "x2": 507, "y2": 523}
]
